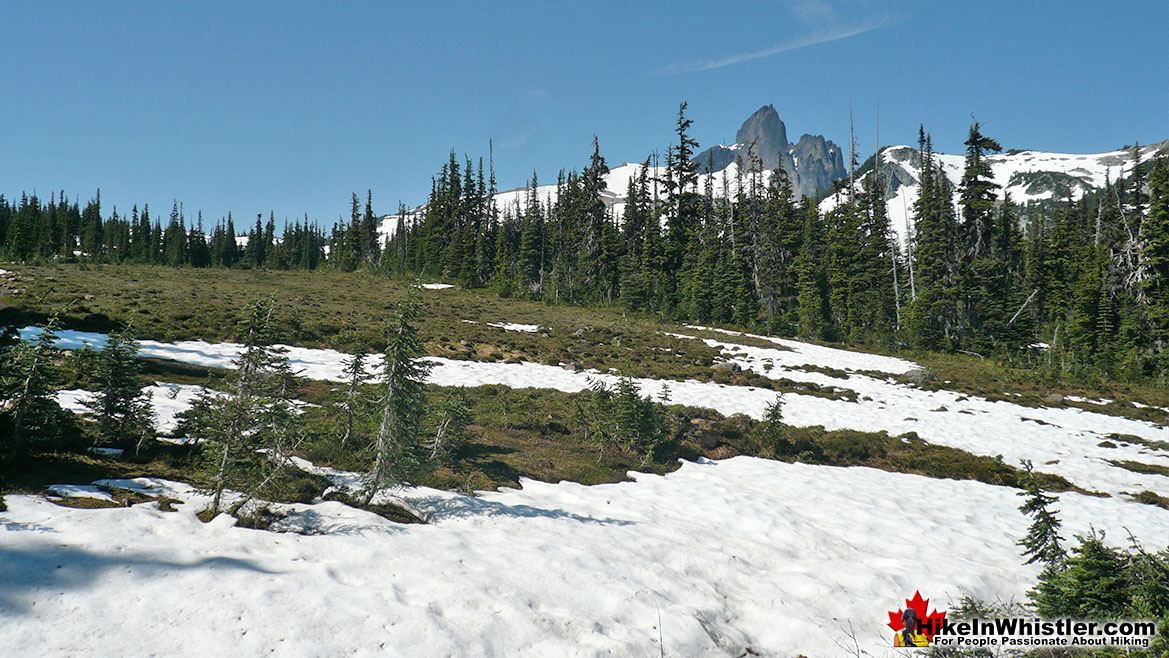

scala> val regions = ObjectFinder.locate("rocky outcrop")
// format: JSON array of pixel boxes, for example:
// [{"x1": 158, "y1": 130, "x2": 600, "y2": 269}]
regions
[{"x1": 693, "y1": 104, "x2": 847, "y2": 198}]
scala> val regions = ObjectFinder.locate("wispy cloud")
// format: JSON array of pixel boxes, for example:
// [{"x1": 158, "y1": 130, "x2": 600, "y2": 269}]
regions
[{"x1": 657, "y1": 2, "x2": 902, "y2": 75}]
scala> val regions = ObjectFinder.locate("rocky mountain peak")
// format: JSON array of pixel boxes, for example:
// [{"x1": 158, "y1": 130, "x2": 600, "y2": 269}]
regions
[
  {"x1": 735, "y1": 105, "x2": 789, "y2": 168},
  {"x1": 693, "y1": 104, "x2": 847, "y2": 198}
]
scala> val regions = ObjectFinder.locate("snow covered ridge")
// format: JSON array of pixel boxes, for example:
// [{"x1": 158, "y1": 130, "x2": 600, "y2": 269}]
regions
[
  {"x1": 378, "y1": 160, "x2": 763, "y2": 241},
  {"x1": 820, "y1": 139, "x2": 1169, "y2": 245},
  {"x1": 6, "y1": 457, "x2": 1169, "y2": 657},
  {"x1": 380, "y1": 138, "x2": 1166, "y2": 249},
  {"x1": 21, "y1": 326, "x2": 1169, "y2": 497}
]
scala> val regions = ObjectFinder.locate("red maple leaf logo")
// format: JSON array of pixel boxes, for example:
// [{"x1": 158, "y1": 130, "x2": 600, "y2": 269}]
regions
[{"x1": 887, "y1": 591, "x2": 947, "y2": 641}]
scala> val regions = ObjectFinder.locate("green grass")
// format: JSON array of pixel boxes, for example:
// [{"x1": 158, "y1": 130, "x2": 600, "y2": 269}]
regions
[
  {"x1": 1103, "y1": 433, "x2": 1169, "y2": 452},
  {"x1": 1108, "y1": 459, "x2": 1169, "y2": 478},
  {"x1": 296, "y1": 383, "x2": 1083, "y2": 494},
  {"x1": 909, "y1": 351, "x2": 1169, "y2": 426},
  {"x1": 0, "y1": 262, "x2": 1150, "y2": 506},
  {"x1": 11, "y1": 263, "x2": 1167, "y2": 413},
  {"x1": 4, "y1": 380, "x2": 1084, "y2": 506},
  {"x1": 4, "y1": 263, "x2": 807, "y2": 392},
  {"x1": 1131, "y1": 490, "x2": 1169, "y2": 510}
]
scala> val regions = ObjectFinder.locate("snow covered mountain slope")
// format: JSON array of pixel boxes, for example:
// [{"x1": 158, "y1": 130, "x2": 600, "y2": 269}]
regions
[
  {"x1": 381, "y1": 138, "x2": 1167, "y2": 250},
  {"x1": 378, "y1": 104, "x2": 846, "y2": 241},
  {"x1": 820, "y1": 139, "x2": 1169, "y2": 244},
  {"x1": 11, "y1": 315, "x2": 1169, "y2": 656},
  {"x1": 378, "y1": 159, "x2": 761, "y2": 243},
  {"x1": 6, "y1": 458, "x2": 1169, "y2": 657}
]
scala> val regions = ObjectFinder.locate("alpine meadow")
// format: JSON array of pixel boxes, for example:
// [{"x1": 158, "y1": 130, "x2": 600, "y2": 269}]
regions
[{"x1": 2, "y1": 2, "x2": 1168, "y2": 657}]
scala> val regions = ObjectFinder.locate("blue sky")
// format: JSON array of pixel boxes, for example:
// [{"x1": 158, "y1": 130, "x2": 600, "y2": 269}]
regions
[{"x1": 2, "y1": 0, "x2": 1166, "y2": 226}]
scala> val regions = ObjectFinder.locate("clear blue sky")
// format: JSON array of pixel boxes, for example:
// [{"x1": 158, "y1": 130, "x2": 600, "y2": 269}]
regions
[{"x1": 3, "y1": 0, "x2": 1166, "y2": 227}]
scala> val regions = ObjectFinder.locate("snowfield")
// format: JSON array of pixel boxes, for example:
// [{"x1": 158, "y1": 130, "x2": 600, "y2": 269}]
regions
[
  {"x1": 23, "y1": 326, "x2": 1169, "y2": 497},
  {"x1": 380, "y1": 141, "x2": 1169, "y2": 249},
  {"x1": 5, "y1": 458, "x2": 1169, "y2": 657},
  {"x1": 8, "y1": 322, "x2": 1169, "y2": 656},
  {"x1": 820, "y1": 140, "x2": 1169, "y2": 245}
]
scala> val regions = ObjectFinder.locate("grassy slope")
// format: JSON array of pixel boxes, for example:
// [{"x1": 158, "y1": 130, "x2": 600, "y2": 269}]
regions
[{"x1": 1, "y1": 263, "x2": 1163, "y2": 504}]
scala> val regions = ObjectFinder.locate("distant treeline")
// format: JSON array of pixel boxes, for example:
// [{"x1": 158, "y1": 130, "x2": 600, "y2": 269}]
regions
[
  {"x1": 3, "y1": 103, "x2": 1168, "y2": 380},
  {"x1": 0, "y1": 180, "x2": 411, "y2": 271}
]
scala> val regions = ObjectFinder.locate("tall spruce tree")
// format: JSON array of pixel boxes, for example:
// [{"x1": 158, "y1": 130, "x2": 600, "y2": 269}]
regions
[
  {"x1": 365, "y1": 286, "x2": 432, "y2": 503},
  {"x1": 336, "y1": 339, "x2": 371, "y2": 448},
  {"x1": 1141, "y1": 155, "x2": 1169, "y2": 370},
  {"x1": 958, "y1": 121, "x2": 1003, "y2": 348},
  {"x1": 85, "y1": 324, "x2": 155, "y2": 453},
  {"x1": 1017, "y1": 460, "x2": 1065, "y2": 568},
  {"x1": 185, "y1": 296, "x2": 301, "y2": 516}
]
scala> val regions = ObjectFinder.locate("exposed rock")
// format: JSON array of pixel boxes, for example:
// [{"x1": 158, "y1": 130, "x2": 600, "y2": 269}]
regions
[
  {"x1": 706, "y1": 446, "x2": 735, "y2": 460},
  {"x1": 1043, "y1": 393, "x2": 1065, "y2": 405},
  {"x1": 897, "y1": 368, "x2": 937, "y2": 386},
  {"x1": 712, "y1": 361, "x2": 741, "y2": 372},
  {"x1": 790, "y1": 133, "x2": 846, "y2": 198},
  {"x1": 693, "y1": 104, "x2": 846, "y2": 198}
]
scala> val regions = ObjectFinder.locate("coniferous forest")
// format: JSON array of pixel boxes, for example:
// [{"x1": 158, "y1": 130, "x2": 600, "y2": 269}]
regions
[{"x1": 4, "y1": 104, "x2": 1168, "y2": 382}]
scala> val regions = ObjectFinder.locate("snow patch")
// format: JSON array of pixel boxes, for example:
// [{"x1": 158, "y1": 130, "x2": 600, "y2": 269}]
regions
[
  {"x1": 44, "y1": 484, "x2": 117, "y2": 502},
  {"x1": 27, "y1": 327, "x2": 1169, "y2": 496},
  {"x1": 4, "y1": 458, "x2": 1169, "y2": 657},
  {"x1": 486, "y1": 322, "x2": 539, "y2": 333}
]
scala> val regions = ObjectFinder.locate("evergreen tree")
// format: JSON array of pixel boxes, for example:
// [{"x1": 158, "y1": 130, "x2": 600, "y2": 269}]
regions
[
  {"x1": 1017, "y1": 460, "x2": 1065, "y2": 568},
  {"x1": 760, "y1": 394, "x2": 792, "y2": 454},
  {"x1": 80, "y1": 191, "x2": 103, "y2": 257},
  {"x1": 244, "y1": 214, "x2": 267, "y2": 268},
  {"x1": 1033, "y1": 530, "x2": 1127, "y2": 619},
  {"x1": 188, "y1": 212, "x2": 211, "y2": 268},
  {"x1": 958, "y1": 121, "x2": 1004, "y2": 347},
  {"x1": 425, "y1": 390, "x2": 472, "y2": 463},
  {"x1": 662, "y1": 103, "x2": 701, "y2": 309},
  {"x1": 575, "y1": 374, "x2": 668, "y2": 463},
  {"x1": 85, "y1": 324, "x2": 155, "y2": 453},
  {"x1": 517, "y1": 175, "x2": 545, "y2": 297},
  {"x1": 907, "y1": 130, "x2": 959, "y2": 349},
  {"x1": 184, "y1": 296, "x2": 301, "y2": 516},
  {"x1": 365, "y1": 286, "x2": 432, "y2": 503},
  {"x1": 336, "y1": 339, "x2": 371, "y2": 448},
  {"x1": 361, "y1": 190, "x2": 381, "y2": 268},
  {"x1": 1142, "y1": 156, "x2": 1169, "y2": 368},
  {"x1": 795, "y1": 203, "x2": 829, "y2": 339},
  {"x1": 0, "y1": 321, "x2": 71, "y2": 458},
  {"x1": 162, "y1": 201, "x2": 188, "y2": 266},
  {"x1": 825, "y1": 203, "x2": 861, "y2": 340}
]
